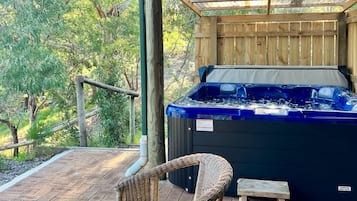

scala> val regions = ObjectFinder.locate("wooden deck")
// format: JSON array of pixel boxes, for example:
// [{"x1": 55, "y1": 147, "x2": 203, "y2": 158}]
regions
[{"x1": 0, "y1": 148, "x2": 238, "y2": 201}]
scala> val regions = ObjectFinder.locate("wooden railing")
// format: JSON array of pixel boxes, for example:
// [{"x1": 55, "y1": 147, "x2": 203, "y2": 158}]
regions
[
  {"x1": 0, "y1": 140, "x2": 37, "y2": 152},
  {"x1": 74, "y1": 76, "x2": 139, "y2": 147}
]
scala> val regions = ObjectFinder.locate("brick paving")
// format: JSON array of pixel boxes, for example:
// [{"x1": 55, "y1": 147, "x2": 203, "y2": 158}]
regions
[{"x1": 0, "y1": 148, "x2": 238, "y2": 201}]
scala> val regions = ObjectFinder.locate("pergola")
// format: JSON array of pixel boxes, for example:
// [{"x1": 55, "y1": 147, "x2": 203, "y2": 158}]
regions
[
  {"x1": 182, "y1": 0, "x2": 357, "y2": 16},
  {"x1": 178, "y1": 0, "x2": 357, "y2": 90},
  {"x1": 138, "y1": 0, "x2": 357, "y2": 171}
]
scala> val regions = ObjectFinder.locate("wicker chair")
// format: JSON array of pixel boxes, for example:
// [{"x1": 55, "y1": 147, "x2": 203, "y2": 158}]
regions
[{"x1": 116, "y1": 153, "x2": 233, "y2": 201}]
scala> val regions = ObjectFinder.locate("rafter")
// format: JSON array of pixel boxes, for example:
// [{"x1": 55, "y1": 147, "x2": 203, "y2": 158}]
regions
[
  {"x1": 343, "y1": 0, "x2": 357, "y2": 11},
  {"x1": 191, "y1": 0, "x2": 257, "y2": 2},
  {"x1": 267, "y1": 0, "x2": 271, "y2": 15},
  {"x1": 195, "y1": 3, "x2": 343, "y2": 11},
  {"x1": 181, "y1": 0, "x2": 202, "y2": 16}
]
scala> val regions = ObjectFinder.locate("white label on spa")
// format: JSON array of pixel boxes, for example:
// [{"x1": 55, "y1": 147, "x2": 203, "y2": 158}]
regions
[
  {"x1": 196, "y1": 119, "x2": 214, "y2": 132},
  {"x1": 254, "y1": 108, "x2": 288, "y2": 116},
  {"x1": 338, "y1": 185, "x2": 352, "y2": 192}
]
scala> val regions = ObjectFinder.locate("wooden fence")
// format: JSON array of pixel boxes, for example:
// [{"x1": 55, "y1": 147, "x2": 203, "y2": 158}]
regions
[
  {"x1": 0, "y1": 140, "x2": 36, "y2": 154},
  {"x1": 74, "y1": 76, "x2": 139, "y2": 147},
  {"x1": 195, "y1": 13, "x2": 345, "y2": 68},
  {"x1": 348, "y1": 10, "x2": 357, "y2": 91}
]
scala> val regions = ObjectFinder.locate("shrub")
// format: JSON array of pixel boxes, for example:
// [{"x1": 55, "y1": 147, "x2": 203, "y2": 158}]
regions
[{"x1": 95, "y1": 89, "x2": 129, "y2": 147}]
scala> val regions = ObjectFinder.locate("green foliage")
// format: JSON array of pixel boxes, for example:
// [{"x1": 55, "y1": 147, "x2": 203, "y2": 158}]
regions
[
  {"x1": 10, "y1": 146, "x2": 66, "y2": 162},
  {"x1": 0, "y1": 0, "x2": 67, "y2": 95},
  {"x1": 95, "y1": 88, "x2": 129, "y2": 146},
  {"x1": 27, "y1": 107, "x2": 58, "y2": 143},
  {"x1": 32, "y1": 146, "x2": 67, "y2": 158},
  {"x1": 0, "y1": 1, "x2": 68, "y2": 146},
  {"x1": 162, "y1": 0, "x2": 196, "y2": 103},
  {"x1": 14, "y1": 152, "x2": 36, "y2": 162},
  {"x1": 0, "y1": 89, "x2": 26, "y2": 130},
  {"x1": 0, "y1": 0, "x2": 196, "y2": 149},
  {"x1": 48, "y1": 126, "x2": 80, "y2": 147},
  {"x1": 0, "y1": 157, "x2": 8, "y2": 170}
]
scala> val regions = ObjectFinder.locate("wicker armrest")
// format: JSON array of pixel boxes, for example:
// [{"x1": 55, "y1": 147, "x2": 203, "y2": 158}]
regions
[{"x1": 116, "y1": 153, "x2": 233, "y2": 201}]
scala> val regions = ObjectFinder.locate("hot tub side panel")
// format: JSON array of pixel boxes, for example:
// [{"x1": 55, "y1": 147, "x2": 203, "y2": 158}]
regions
[
  {"x1": 167, "y1": 117, "x2": 195, "y2": 192},
  {"x1": 168, "y1": 116, "x2": 357, "y2": 201}
]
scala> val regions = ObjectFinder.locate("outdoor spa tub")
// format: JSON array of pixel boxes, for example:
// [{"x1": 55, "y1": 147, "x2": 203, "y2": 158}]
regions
[{"x1": 166, "y1": 65, "x2": 357, "y2": 201}]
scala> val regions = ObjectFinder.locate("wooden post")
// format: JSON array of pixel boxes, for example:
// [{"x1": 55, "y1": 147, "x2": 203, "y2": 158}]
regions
[
  {"x1": 338, "y1": 13, "x2": 347, "y2": 66},
  {"x1": 129, "y1": 96, "x2": 135, "y2": 144},
  {"x1": 145, "y1": 0, "x2": 166, "y2": 168},
  {"x1": 209, "y1": 16, "x2": 217, "y2": 65},
  {"x1": 75, "y1": 76, "x2": 87, "y2": 147}
]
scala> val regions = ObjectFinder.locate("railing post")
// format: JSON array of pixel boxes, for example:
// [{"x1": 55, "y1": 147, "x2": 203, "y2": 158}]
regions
[
  {"x1": 75, "y1": 76, "x2": 88, "y2": 147},
  {"x1": 130, "y1": 96, "x2": 135, "y2": 144}
]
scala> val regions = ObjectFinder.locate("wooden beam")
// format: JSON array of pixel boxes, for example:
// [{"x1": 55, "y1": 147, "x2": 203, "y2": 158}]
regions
[
  {"x1": 80, "y1": 77, "x2": 139, "y2": 97},
  {"x1": 199, "y1": 3, "x2": 342, "y2": 11},
  {"x1": 217, "y1": 13, "x2": 340, "y2": 23},
  {"x1": 347, "y1": 15, "x2": 357, "y2": 23},
  {"x1": 145, "y1": 0, "x2": 166, "y2": 169},
  {"x1": 51, "y1": 108, "x2": 100, "y2": 133},
  {"x1": 191, "y1": 0, "x2": 252, "y2": 2},
  {"x1": 338, "y1": 13, "x2": 347, "y2": 66},
  {"x1": 196, "y1": 30, "x2": 337, "y2": 38},
  {"x1": 209, "y1": 16, "x2": 217, "y2": 65},
  {"x1": 0, "y1": 140, "x2": 36, "y2": 152},
  {"x1": 129, "y1": 96, "x2": 135, "y2": 144},
  {"x1": 181, "y1": 0, "x2": 202, "y2": 16},
  {"x1": 267, "y1": 0, "x2": 271, "y2": 15},
  {"x1": 192, "y1": 0, "x2": 239, "y2": 2},
  {"x1": 343, "y1": 0, "x2": 357, "y2": 12},
  {"x1": 75, "y1": 76, "x2": 87, "y2": 147},
  {"x1": 347, "y1": 9, "x2": 357, "y2": 23}
]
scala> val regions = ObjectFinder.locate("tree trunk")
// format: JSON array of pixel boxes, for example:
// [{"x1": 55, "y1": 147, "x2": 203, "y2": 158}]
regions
[
  {"x1": 0, "y1": 119, "x2": 19, "y2": 157},
  {"x1": 10, "y1": 125, "x2": 19, "y2": 157},
  {"x1": 29, "y1": 95, "x2": 37, "y2": 125},
  {"x1": 23, "y1": 95, "x2": 29, "y2": 110}
]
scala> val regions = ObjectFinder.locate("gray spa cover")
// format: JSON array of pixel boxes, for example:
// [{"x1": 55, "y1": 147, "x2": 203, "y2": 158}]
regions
[{"x1": 206, "y1": 65, "x2": 349, "y2": 88}]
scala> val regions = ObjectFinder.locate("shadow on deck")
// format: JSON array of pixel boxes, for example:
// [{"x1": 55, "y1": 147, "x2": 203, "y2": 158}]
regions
[{"x1": 0, "y1": 148, "x2": 238, "y2": 201}]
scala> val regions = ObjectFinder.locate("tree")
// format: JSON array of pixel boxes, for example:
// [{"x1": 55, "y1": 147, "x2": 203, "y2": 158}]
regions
[
  {"x1": 162, "y1": 0, "x2": 196, "y2": 102},
  {"x1": 0, "y1": 1, "x2": 67, "y2": 126},
  {"x1": 59, "y1": 0, "x2": 140, "y2": 146},
  {"x1": 0, "y1": 88, "x2": 26, "y2": 157},
  {"x1": 0, "y1": 1, "x2": 69, "y2": 154}
]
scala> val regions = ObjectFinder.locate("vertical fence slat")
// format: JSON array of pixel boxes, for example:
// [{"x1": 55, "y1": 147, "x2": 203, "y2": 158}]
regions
[
  {"x1": 267, "y1": 23, "x2": 278, "y2": 65},
  {"x1": 324, "y1": 21, "x2": 336, "y2": 65},
  {"x1": 278, "y1": 23, "x2": 289, "y2": 65},
  {"x1": 195, "y1": 22, "x2": 203, "y2": 70},
  {"x1": 300, "y1": 22, "x2": 312, "y2": 65},
  {"x1": 245, "y1": 23, "x2": 256, "y2": 65},
  {"x1": 235, "y1": 24, "x2": 244, "y2": 65},
  {"x1": 217, "y1": 23, "x2": 225, "y2": 64},
  {"x1": 202, "y1": 20, "x2": 211, "y2": 66},
  {"x1": 348, "y1": 17, "x2": 357, "y2": 91},
  {"x1": 312, "y1": 22, "x2": 324, "y2": 65},
  {"x1": 338, "y1": 13, "x2": 347, "y2": 66},
  {"x1": 225, "y1": 24, "x2": 235, "y2": 64},
  {"x1": 209, "y1": 17, "x2": 217, "y2": 65},
  {"x1": 256, "y1": 23, "x2": 267, "y2": 65},
  {"x1": 290, "y1": 22, "x2": 300, "y2": 65}
]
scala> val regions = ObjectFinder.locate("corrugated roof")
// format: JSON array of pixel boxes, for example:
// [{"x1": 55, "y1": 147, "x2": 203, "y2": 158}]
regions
[{"x1": 181, "y1": 0, "x2": 357, "y2": 16}]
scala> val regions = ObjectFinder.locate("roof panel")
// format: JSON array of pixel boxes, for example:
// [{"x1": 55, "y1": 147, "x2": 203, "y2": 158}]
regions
[
  {"x1": 271, "y1": 0, "x2": 346, "y2": 7},
  {"x1": 196, "y1": 0, "x2": 267, "y2": 10},
  {"x1": 182, "y1": 0, "x2": 353, "y2": 15}
]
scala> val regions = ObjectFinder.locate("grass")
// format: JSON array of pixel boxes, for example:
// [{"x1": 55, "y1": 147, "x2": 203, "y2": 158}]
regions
[
  {"x1": 0, "y1": 157, "x2": 8, "y2": 170},
  {"x1": 13, "y1": 146, "x2": 68, "y2": 162}
]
